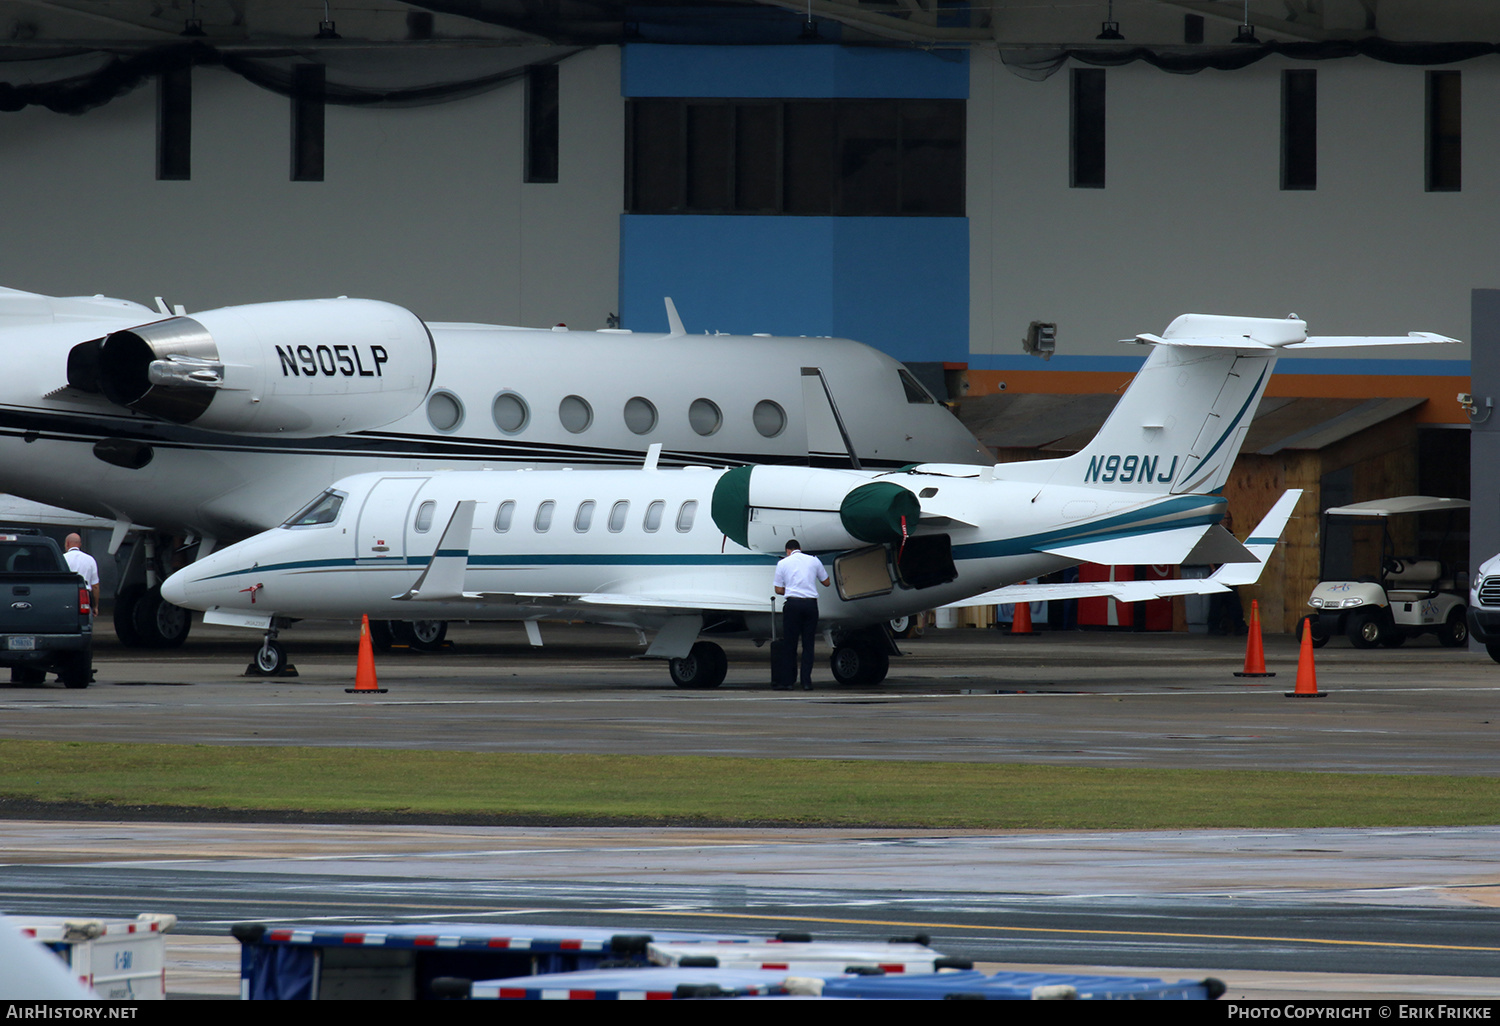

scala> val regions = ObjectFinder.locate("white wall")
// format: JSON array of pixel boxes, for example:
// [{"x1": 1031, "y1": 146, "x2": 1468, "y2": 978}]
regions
[
  {"x1": 969, "y1": 51, "x2": 1498, "y2": 359},
  {"x1": 0, "y1": 47, "x2": 622, "y2": 329}
]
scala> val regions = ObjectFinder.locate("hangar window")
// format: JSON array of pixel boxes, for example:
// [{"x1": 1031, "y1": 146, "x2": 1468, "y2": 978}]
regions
[
  {"x1": 525, "y1": 64, "x2": 559, "y2": 184},
  {"x1": 157, "y1": 67, "x2": 192, "y2": 181},
  {"x1": 1070, "y1": 68, "x2": 1106, "y2": 189},
  {"x1": 414, "y1": 501, "x2": 436, "y2": 533},
  {"x1": 492, "y1": 392, "x2": 529, "y2": 434},
  {"x1": 676, "y1": 500, "x2": 698, "y2": 533},
  {"x1": 575, "y1": 500, "x2": 595, "y2": 532},
  {"x1": 624, "y1": 396, "x2": 658, "y2": 435},
  {"x1": 689, "y1": 398, "x2": 722, "y2": 436},
  {"x1": 627, "y1": 99, "x2": 963, "y2": 217},
  {"x1": 427, "y1": 391, "x2": 464, "y2": 432},
  {"x1": 291, "y1": 63, "x2": 325, "y2": 183},
  {"x1": 1281, "y1": 70, "x2": 1317, "y2": 191},
  {"x1": 283, "y1": 489, "x2": 344, "y2": 528},
  {"x1": 1427, "y1": 71, "x2": 1461, "y2": 192},
  {"x1": 494, "y1": 500, "x2": 516, "y2": 532},
  {"x1": 609, "y1": 500, "x2": 630, "y2": 533},
  {"x1": 535, "y1": 500, "x2": 555, "y2": 532},
  {"x1": 752, "y1": 400, "x2": 786, "y2": 438},
  {"x1": 559, "y1": 395, "x2": 593, "y2": 433},
  {"x1": 644, "y1": 500, "x2": 665, "y2": 532}
]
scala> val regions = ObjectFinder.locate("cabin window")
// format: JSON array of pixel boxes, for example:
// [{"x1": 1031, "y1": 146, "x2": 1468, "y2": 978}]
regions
[
  {"x1": 427, "y1": 391, "x2": 464, "y2": 432},
  {"x1": 559, "y1": 395, "x2": 593, "y2": 433},
  {"x1": 644, "y1": 500, "x2": 665, "y2": 532},
  {"x1": 752, "y1": 400, "x2": 785, "y2": 438},
  {"x1": 414, "y1": 500, "x2": 436, "y2": 533},
  {"x1": 608, "y1": 500, "x2": 630, "y2": 533},
  {"x1": 535, "y1": 500, "x2": 555, "y2": 532},
  {"x1": 919, "y1": 487, "x2": 938, "y2": 498},
  {"x1": 494, "y1": 500, "x2": 515, "y2": 532},
  {"x1": 899, "y1": 369, "x2": 936, "y2": 404},
  {"x1": 689, "y1": 398, "x2": 722, "y2": 436},
  {"x1": 283, "y1": 489, "x2": 344, "y2": 528},
  {"x1": 676, "y1": 500, "x2": 698, "y2": 532},
  {"x1": 624, "y1": 396, "x2": 658, "y2": 435},
  {"x1": 493, "y1": 392, "x2": 529, "y2": 434},
  {"x1": 575, "y1": 500, "x2": 595, "y2": 532}
]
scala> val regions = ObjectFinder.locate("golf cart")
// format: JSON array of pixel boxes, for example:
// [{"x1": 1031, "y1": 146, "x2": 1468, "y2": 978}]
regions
[{"x1": 1300, "y1": 496, "x2": 1470, "y2": 649}]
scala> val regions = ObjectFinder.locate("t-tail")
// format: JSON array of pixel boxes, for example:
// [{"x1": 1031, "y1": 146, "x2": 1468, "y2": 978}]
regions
[{"x1": 996, "y1": 314, "x2": 1459, "y2": 496}]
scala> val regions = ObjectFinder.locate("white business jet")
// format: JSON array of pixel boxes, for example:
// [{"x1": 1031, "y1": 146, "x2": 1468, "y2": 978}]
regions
[
  {"x1": 161, "y1": 313, "x2": 1456, "y2": 685},
  {"x1": 0, "y1": 286, "x2": 989, "y2": 650}
]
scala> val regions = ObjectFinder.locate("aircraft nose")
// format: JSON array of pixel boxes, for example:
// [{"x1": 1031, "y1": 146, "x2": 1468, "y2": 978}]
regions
[{"x1": 159, "y1": 567, "x2": 194, "y2": 608}]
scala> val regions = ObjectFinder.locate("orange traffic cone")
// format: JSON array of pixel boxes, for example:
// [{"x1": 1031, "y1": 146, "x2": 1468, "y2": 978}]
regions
[
  {"x1": 1285, "y1": 617, "x2": 1326, "y2": 698},
  {"x1": 1010, "y1": 598, "x2": 1035, "y2": 636},
  {"x1": 1233, "y1": 599, "x2": 1274, "y2": 678},
  {"x1": 345, "y1": 615, "x2": 388, "y2": 694}
]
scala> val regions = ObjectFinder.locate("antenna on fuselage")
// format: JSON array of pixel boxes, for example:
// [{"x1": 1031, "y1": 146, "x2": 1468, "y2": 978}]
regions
[{"x1": 663, "y1": 297, "x2": 686, "y2": 338}]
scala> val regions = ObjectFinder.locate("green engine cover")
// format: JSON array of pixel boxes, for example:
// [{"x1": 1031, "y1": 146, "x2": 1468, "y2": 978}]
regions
[{"x1": 840, "y1": 482, "x2": 920, "y2": 544}]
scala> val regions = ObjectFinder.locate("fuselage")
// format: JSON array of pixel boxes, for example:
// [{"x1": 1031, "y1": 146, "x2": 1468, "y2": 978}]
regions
[
  {"x1": 162, "y1": 466, "x2": 1228, "y2": 636},
  {"x1": 0, "y1": 292, "x2": 990, "y2": 546}
]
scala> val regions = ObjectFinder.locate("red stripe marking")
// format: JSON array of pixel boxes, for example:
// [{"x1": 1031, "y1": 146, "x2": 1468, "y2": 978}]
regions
[
  {"x1": 487, "y1": 938, "x2": 511, "y2": 948},
  {"x1": 343, "y1": 934, "x2": 365, "y2": 945},
  {"x1": 499, "y1": 988, "x2": 526, "y2": 999},
  {"x1": 414, "y1": 935, "x2": 437, "y2": 947},
  {"x1": 268, "y1": 930, "x2": 293, "y2": 942},
  {"x1": 879, "y1": 963, "x2": 904, "y2": 973},
  {"x1": 559, "y1": 940, "x2": 581, "y2": 950},
  {"x1": 569, "y1": 990, "x2": 596, "y2": 1000},
  {"x1": 761, "y1": 963, "x2": 788, "y2": 970}
]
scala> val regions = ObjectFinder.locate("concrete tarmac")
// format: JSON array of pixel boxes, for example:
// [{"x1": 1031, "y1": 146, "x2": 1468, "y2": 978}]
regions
[{"x1": 2, "y1": 622, "x2": 1498, "y2": 999}]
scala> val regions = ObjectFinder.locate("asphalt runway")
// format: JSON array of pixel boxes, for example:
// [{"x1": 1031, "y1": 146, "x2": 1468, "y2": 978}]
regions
[
  {"x1": 0, "y1": 622, "x2": 1496, "y2": 773},
  {"x1": 2, "y1": 623, "x2": 1498, "y2": 999}
]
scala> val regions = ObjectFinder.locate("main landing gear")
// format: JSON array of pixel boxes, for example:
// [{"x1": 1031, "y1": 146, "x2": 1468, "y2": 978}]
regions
[{"x1": 669, "y1": 641, "x2": 728, "y2": 689}]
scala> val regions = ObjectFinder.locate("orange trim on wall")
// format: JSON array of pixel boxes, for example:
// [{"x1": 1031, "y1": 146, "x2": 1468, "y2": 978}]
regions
[{"x1": 965, "y1": 370, "x2": 1470, "y2": 426}]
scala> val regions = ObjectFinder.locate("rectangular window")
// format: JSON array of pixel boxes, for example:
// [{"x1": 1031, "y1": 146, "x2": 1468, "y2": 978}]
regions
[
  {"x1": 291, "y1": 64, "x2": 325, "y2": 183},
  {"x1": 1426, "y1": 70, "x2": 1461, "y2": 192},
  {"x1": 156, "y1": 67, "x2": 191, "y2": 181},
  {"x1": 627, "y1": 98, "x2": 963, "y2": 216},
  {"x1": 1281, "y1": 69, "x2": 1317, "y2": 190},
  {"x1": 525, "y1": 64, "x2": 559, "y2": 184},
  {"x1": 1070, "y1": 68, "x2": 1106, "y2": 189}
]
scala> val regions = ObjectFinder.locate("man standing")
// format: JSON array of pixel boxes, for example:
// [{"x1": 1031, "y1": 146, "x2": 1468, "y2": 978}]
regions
[
  {"x1": 773, "y1": 539, "x2": 830, "y2": 691},
  {"x1": 63, "y1": 533, "x2": 99, "y2": 617}
]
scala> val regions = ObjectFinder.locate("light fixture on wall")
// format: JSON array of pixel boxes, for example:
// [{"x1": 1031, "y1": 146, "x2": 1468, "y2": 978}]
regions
[
  {"x1": 1232, "y1": 0, "x2": 1259, "y2": 43},
  {"x1": 180, "y1": 0, "x2": 205, "y2": 36},
  {"x1": 1096, "y1": 0, "x2": 1124, "y2": 41},
  {"x1": 317, "y1": 1, "x2": 341, "y2": 39}
]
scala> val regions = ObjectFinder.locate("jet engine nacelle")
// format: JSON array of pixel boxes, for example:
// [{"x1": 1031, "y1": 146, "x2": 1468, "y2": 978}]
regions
[
  {"x1": 711, "y1": 465, "x2": 921, "y2": 554},
  {"x1": 69, "y1": 298, "x2": 435, "y2": 436}
]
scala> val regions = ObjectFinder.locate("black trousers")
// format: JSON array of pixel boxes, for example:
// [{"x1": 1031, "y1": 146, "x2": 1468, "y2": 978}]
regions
[{"x1": 778, "y1": 597, "x2": 819, "y2": 685}]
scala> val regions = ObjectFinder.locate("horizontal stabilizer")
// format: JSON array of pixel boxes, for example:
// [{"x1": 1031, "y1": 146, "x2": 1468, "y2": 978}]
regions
[
  {"x1": 1037, "y1": 524, "x2": 1212, "y2": 565},
  {"x1": 1286, "y1": 332, "x2": 1461, "y2": 349},
  {"x1": 1129, "y1": 333, "x2": 1273, "y2": 350}
]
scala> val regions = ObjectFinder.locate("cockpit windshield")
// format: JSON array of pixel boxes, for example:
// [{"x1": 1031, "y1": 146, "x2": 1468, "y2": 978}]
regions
[{"x1": 283, "y1": 490, "x2": 345, "y2": 528}]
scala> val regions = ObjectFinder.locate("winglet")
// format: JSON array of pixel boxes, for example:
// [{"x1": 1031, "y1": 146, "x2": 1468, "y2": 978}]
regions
[
  {"x1": 393, "y1": 500, "x2": 476, "y2": 601},
  {"x1": 1210, "y1": 488, "x2": 1303, "y2": 586},
  {"x1": 664, "y1": 297, "x2": 686, "y2": 338}
]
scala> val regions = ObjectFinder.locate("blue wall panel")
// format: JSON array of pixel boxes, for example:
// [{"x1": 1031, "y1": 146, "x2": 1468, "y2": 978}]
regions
[
  {"x1": 621, "y1": 215, "x2": 968, "y2": 363},
  {"x1": 623, "y1": 44, "x2": 967, "y2": 98}
]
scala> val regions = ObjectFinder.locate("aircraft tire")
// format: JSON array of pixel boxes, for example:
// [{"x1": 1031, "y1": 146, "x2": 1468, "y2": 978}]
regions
[
  {"x1": 113, "y1": 584, "x2": 145, "y2": 648},
  {"x1": 669, "y1": 642, "x2": 727, "y2": 689},
  {"x1": 1346, "y1": 610, "x2": 1384, "y2": 649},
  {"x1": 830, "y1": 643, "x2": 886, "y2": 686},
  {"x1": 1439, "y1": 609, "x2": 1469, "y2": 648},
  {"x1": 368, "y1": 620, "x2": 395, "y2": 652},
  {"x1": 392, "y1": 620, "x2": 447, "y2": 652},
  {"x1": 131, "y1": 587, "x2": 192, "y2": 649},
  {"x1": 255, "y1": 639, "x2": 287, "y2": 676},
  {"x1": 57, "y1": 649, "x2": 92, "y2": 690},
  {"x1": 889, "y1": 616, "x2": 916, "y2": 639}
]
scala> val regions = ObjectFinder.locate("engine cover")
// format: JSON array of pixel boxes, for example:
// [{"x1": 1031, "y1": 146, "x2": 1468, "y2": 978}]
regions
[
  {"x1": 711, "y1": 465, "x2": 920, "y2": 553},
  {"x1": 74, "y1": 298, "x2": 434, "y2": 436}
]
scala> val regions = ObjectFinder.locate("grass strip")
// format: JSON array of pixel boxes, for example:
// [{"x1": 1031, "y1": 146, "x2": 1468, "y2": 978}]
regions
[{"x1": 0, "y1": 739, "x2": 1497, "y2": 829}]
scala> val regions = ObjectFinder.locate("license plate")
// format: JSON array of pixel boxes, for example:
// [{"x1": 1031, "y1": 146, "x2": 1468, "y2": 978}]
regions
[{"x1": 7, "y1": 636, "x2": 35, "y2": 651}]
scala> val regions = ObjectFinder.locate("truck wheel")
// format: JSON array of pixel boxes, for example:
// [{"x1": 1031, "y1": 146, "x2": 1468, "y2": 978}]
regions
[
  {"x1": 58, "y1": 650, "x2": 91, "y2": 689},
  {"x1": 9, "y1": 667, "x2": 46, "y2": 686},
  {"x1": 1487, "y1": 642, "x2": 1500, "y2": 665},
  {"x1": 1346, "y1": 611, "x2": 1384, "y2": 649},
  {"x1": 1439, "y1": 610, "x2": 1469, "y2": 648}
]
